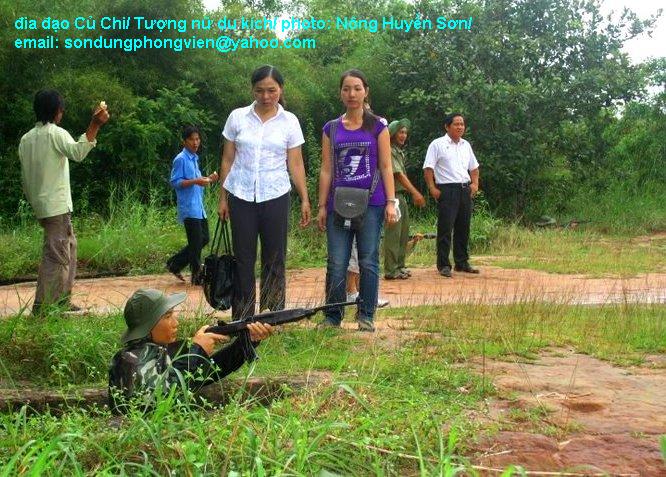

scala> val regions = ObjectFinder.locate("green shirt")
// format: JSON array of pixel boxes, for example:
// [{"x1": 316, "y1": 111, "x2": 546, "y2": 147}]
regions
[
  {"x1": 18, "y1": 122, "x2": 96, "y2": 219},
  {"x1": 391, "y1": 144, "x2": 407, "y2": 193}
]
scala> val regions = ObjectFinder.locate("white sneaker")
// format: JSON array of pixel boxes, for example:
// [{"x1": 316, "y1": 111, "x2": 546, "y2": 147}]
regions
[
  {"x1": 346, "y1": 292, "x2": 359, "y2": 302},
  {"x1": 377, "y1": 297, "x2": 389, "y2": 308}
]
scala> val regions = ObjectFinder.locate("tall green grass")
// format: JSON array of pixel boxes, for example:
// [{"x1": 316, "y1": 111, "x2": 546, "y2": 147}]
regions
[
  {"x1": 1, "y1": 303, "x2": 663, "y2": 387},
  {"x1": 0, "y1": 394, "x2": 479, "y2": 475},
  {"x1": 565, "y1": 180, "x2": 666, "y2": 235},
  {"x1": 1, "y1": 187, "x2": 664, "y2": 281},
  {"x1": 0, "y1": 312, "x2": 489, "y2": 474},
  {"x1": 0, "y1": 303, "x2": 663, "y2": 474},
  {"x1": 0, "y1": 188, "x2": 501, "y2": 281},
  {"x1": 1, "y1": 187, "x2": 184, "y2": 280}
]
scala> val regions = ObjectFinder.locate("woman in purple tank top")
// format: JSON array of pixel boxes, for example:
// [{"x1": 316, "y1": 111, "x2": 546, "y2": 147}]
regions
[{"x1": 316, "y1": 69, "x2": 398, "y2": 332}]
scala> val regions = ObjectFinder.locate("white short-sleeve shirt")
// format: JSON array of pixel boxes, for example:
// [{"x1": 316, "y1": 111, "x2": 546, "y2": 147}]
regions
[
  {"x1": 222, "y1": 102, "x2": 305, "y2": 203},
  {"x1": 422, "y1": 134, "x2": 479, "y2": 184}
]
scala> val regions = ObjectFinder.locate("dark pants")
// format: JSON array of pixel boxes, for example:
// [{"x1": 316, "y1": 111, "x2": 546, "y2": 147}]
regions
[
  {"x1": 228, "y1": 192, "x2": 290, "y2": 319},
  {"x1": 167, "y1": 218, "x2": 210, "y2": 283},
  {"x1": 436, "y1": 183, "x2": 472, "y2": 270}
]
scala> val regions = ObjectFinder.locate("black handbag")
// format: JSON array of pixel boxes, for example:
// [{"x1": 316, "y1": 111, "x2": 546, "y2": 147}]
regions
[
  {"x1": 332, "y1": 186, "x2": 371, "y2": 230},
  {"x1": 202, "y1": 219, "x2": 235, "y2": 310}
]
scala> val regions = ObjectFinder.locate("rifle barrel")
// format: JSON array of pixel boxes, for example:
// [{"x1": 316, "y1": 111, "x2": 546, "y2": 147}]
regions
[{"x1": 205, "y1": 300, "x2": 357, "y2": 336}]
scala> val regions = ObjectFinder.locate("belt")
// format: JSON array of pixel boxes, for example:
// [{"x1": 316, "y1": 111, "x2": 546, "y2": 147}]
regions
[{"x1": 437, "y1": 182, "x2": 470, "y2": 188}]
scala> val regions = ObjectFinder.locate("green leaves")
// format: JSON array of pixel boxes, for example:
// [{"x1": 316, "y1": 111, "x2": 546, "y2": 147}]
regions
[
  {"x1": 386, "y1": 0, "x2": 655, "y2": 217},
  {"x1": 0, "y1": 0, "x2": 662, "y2": 224}
]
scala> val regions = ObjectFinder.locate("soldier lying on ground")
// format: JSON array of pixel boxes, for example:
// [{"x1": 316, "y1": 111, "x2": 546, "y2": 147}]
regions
[{"x1": 108, "y1": 288, "x2": 272, "y2": 414}]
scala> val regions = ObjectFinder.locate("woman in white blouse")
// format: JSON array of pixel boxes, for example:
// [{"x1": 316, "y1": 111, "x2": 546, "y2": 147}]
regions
[{"x1": 218, "y1": 65, "x2": 310, "y2": 319}]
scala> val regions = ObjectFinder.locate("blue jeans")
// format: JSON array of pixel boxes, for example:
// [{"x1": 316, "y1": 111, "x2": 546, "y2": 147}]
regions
[{"x1": 324, "y1": 205, "x2": 385, "y2": 326}]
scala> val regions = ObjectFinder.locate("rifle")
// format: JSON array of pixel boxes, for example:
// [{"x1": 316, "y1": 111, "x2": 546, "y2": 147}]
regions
[
  {"x1": 409, "y1": 232, "x2": 437, "y2": 240},
  {"x1": 205, "y1": 301, "x2": 357, "y2": 361}
]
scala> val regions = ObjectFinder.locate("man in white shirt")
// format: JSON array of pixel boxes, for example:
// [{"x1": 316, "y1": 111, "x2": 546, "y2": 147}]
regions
[{"x1": 423, "y1": 113, "x2": 480, "y2": 277}]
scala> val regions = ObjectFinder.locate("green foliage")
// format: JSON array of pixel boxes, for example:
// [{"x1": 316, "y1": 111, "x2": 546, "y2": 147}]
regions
[
  {"x1": 469, "y1": 193, "x2": 501, "y2": 252},
  {"x1": 384, "y1": 0, "x2": 659, "y2": 217},
  {"x1": 565, "y1": 179, "x2": 666, "y2": 235},
  {"x1": 0, "y1": 0, "x2": 664, "y2": 239},
  {"x1": 603, "y1": 101, "x2": 666, "y2": 185},
  {"x1": 0, "y1": 311, "x2": 123, "y2": 385}
]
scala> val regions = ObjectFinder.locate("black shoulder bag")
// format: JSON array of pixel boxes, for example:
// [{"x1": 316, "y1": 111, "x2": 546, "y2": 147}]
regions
[{"x1": 202, "y1": 219, "x2": 235, "y2": 310}]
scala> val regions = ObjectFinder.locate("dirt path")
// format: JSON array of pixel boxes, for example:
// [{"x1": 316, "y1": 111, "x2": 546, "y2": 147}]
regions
[
  {"x1": 1, "y1": 266, "x2": 665, "y2": 317},
  {"x1": 471, "y1": 348, "x2": 666, "y2": 475}
]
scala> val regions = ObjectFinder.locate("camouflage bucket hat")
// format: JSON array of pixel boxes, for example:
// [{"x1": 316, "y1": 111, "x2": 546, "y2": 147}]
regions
[
  {"x1": 121, "y1": 289, "x2": 186, "y2": 344},
  {"x1": 388, "y1": 118, "x2": 411, "y2": 137}
]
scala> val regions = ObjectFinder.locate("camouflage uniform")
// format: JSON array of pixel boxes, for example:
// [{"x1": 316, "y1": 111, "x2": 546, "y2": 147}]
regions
[{"x1": 108, "y1": 338, "x2": 249, "y2": 414}]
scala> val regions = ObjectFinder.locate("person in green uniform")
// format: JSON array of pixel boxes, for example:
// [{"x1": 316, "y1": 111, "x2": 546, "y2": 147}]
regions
[
  {"x1": 108, "y1": 288, "x2": 272, "y2": 414},
  {"x1": 383, "y1": 119, "x2": 426, "y2": 279}
]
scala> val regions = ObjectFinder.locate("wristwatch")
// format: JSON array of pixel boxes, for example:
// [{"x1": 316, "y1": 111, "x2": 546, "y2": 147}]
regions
[{"x1": 386, "y1": 198, "x2": 398, "y2": 205}]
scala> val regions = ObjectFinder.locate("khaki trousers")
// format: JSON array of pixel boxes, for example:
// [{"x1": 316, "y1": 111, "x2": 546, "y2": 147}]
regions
[
  {"x1": 383, "y1": 193, "x2": 410, "y2": 277},
  {"x1": 34, "y1": 213, "x2": 77, "y2": 308}
]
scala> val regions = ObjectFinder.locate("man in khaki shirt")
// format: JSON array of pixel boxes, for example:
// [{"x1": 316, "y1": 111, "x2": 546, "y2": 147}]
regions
[{"x1": 19, "y1": 90, "x2": 109, "y2": 314}]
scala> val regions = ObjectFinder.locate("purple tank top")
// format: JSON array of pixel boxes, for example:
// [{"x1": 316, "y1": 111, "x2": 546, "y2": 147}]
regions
[{"x1": 323, "y1": 117, "x2": 387, "y2": 212}]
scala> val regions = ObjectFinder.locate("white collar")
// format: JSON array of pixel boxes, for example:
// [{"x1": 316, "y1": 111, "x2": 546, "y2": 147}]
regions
[
  {"x1": 445, "y1": 133, "x2": 465, "y2": 145},
  {"x1": 248, "y1": 101, "x2": 284, "y2": 122}
]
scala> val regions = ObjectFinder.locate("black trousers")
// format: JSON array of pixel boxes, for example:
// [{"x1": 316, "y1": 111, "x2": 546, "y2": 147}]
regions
[
  {"x1": 167, "y1": 218, "x2": 210, "y2": 282},
  {"x1": 228, "y1": 192, "x2": 290, "y2": 319},
  {"x1": 436, "y1": 183, "x2": 472, "y2": 270}
]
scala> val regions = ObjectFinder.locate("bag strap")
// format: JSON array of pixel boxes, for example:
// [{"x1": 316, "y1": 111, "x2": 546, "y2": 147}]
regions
[
  {"x1": 221, "y1": 219, "x2": 232, "y2": 254},
  {"x1": 210, "y1": 218, "x2": 222, "y2": 256},
  {"x1": 210, "y1": 218, "x2": 232, "y2": 256},
  {"x1": 329, "y1": 118, "x2": 339, "y2": 179},
  {"x1": 369, "y1": 119, "x2": 383, "y2": 194},
  {"x1": 369, "y1": 166, "x2": 380, "y2": 195}
]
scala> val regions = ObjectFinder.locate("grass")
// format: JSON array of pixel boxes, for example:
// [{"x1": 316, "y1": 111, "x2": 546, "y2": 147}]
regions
[
  {"x1": 402, "y1": 223, "x2": 666, "y2": 277},
  {"x1": 381, "y1": 303, "x2": 666, "y2": 366},
  {"x1": 0, "y1": 302, "x2": 664, "y2": 474},
  {"x1": 481, "y1": 225, "x2": 666, "y2": 276},
  {"x1": 0, "y1": 393, "x2": 480, "y2": 475},
  {"x1": 2, "y1": 302, "x2": 663, "y2": 387},
  {"x1": 1, "y1": 190, "x2": 664, "y2": 281},
  {"x1": 1, "y1": 190, "x2": 186, "y2": 281},
  {"x1": 0, "y1": 309, "x2": 490, "y2": 475},
  {"x1": 565, "y1": 180, "x2": 666, "y2": 236}
]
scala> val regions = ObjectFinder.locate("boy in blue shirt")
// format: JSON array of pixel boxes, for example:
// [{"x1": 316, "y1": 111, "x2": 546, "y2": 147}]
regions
[{"x1": 167, "y1": 126, "x2": 218, "y2": 285}]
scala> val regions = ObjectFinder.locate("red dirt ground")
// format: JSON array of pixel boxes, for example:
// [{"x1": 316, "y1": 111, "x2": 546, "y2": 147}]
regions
[
  {"x1": 471, "y1": 348, "x2": 666, "y2": 475},
  {"x1": 1, "y1": 266, "x2": 665, "y2": 316}
]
